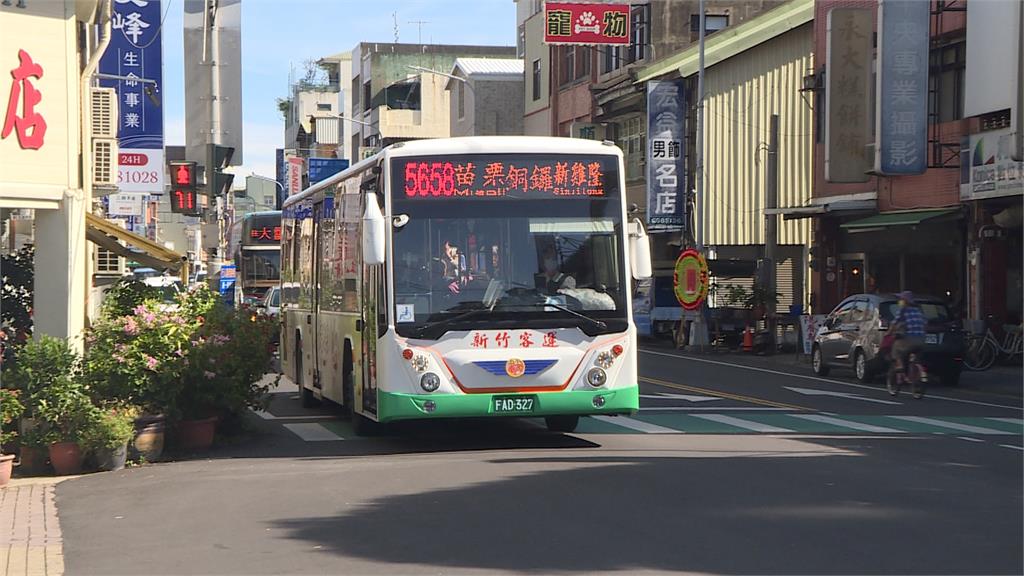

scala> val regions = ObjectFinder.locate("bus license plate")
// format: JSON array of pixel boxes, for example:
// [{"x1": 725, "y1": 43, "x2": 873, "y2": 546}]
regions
[
  {"x1": 493, "y1": 396, "x2": 536, "y2": 414},
  {"x1": 925, "y1": 334, "x2": 939, "y2": 344}
]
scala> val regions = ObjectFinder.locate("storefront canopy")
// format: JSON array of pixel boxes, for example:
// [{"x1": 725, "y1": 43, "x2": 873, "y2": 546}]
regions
[
  {"x1": 85, "y1": 213, "x2": 186, "y2": 273},
  {"x1": 839, "y1": 208, "x2": 961, "y2": 230}
]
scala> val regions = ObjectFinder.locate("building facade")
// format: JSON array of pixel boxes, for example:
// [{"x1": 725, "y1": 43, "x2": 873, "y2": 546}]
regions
[
  {"x1": 348, "y1": 43, "x2": 516, "y2": 161},
  {"x1": 446, "y1": 58, "x2": 525, "y2": 137}
]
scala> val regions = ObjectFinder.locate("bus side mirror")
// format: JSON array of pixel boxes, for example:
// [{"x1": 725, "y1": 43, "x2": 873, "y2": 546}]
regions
[
  {"x1": 629, "y1": 219, "x2": 652, "y2": 280},
  {"x1": 362, "y1": 193, "x2": 386, "y2": 265}
]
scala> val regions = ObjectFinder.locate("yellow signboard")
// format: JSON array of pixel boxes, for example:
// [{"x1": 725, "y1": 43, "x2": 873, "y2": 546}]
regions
[{"x1": 673, "y1": 249, "x2": 708, "y2": 310}]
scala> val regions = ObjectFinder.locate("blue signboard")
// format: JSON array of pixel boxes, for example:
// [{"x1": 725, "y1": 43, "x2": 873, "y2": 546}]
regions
[
  {"x1": 219, "y1": 265, "x2": 236, "y2": 305},
  {"x1": 875, "y1": 0, "x2": 929, "y2": 175},
  {"x1": 308, "y1": 158, "x2": 350, "y2": 185},
  {"x1": 99, "y1": 0, "x2": 165, "y2": 193},
  {"x1": 275, "y1": 148, "x2": 286, "y2": 207},
  {"x1": 646, "y1": 80, "x2": 686, "y2": 229}
]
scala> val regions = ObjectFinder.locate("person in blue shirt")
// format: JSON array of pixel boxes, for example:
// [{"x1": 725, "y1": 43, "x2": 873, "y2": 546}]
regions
[{"x1": 891, "y1": 290, "x2": 927, "y2": 371}]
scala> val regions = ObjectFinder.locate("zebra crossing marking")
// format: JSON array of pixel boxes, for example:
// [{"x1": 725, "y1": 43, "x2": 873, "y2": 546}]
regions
[
  {"x1": 283, "y1": 423, "x2": 345, "y2": 441},
  {"x1": 590, "y1": 415, "x2": 677, "y2": 434},
  {"x1": 888, "y1": 416, "x2": 1015, "y2": 435},
  {"x1": 788, "y1": 413, "x2": 902, "y2": 433},
  {"x1": 689, "y1": 414, "x2": 793, "y2": 433}
]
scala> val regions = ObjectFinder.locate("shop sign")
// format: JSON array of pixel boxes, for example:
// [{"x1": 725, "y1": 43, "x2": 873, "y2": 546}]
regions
[
  {"x1": 107, "y1": 193, "x2": 146, "y2": 217},
  {"x1": 673, "y1": 249, "x2": 708, "y2": 310},
  {"x1": 874, "y1": 0, "x2": 929, "y2": 175},
  {"x1": 646, "y1": 79, "x2": 685, "y2": 229},
  {"x1": 544, "y1": 2, "x2": 630, "y2": 45},
  {"x1": 99, "y1": 0, "x2": 165, "y2": 194},
  {"x1": 825, "y1": 8, "x2": 872, "y2": 183},
  {"x1": 287, "y1": 156, "x2": 303, "y2": 196},
  {"x1": 960, "y1": 128, "x2": 1023, "y2": 200}
]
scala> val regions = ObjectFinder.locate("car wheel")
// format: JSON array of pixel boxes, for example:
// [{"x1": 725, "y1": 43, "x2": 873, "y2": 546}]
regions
[
  {"x1": 812, "y1": 346, "x2": 830, "y2": 376},
  {"x1": 854, "y1": 350, "x2": 873, "y2": 383}
]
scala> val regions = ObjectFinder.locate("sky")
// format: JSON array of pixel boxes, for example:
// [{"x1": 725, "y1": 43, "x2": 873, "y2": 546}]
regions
[{"x1": 159, "y1": 0, "x2": 518, "y2": 182}]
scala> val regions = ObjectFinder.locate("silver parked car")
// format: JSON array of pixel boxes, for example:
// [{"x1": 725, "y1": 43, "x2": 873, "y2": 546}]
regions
[{"x1": 811, "y1": 293, "x2": 966, "y2": 385}]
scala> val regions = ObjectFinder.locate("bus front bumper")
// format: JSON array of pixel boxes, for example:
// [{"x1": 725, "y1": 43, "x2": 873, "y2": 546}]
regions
[{"x1": 376, "y1": 386, "x2": 639, "y2": 423}]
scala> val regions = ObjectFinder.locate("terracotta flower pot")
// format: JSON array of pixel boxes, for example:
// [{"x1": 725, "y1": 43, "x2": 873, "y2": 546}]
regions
[
  {"x1": 175, "y1": 417, "x2": 217, "y2": 451},
  {"x1": 0, "y1": 453, "x2": 15, "y2": 487},
  {"x1": 48, "y1": 442, "x2": 84, "y2": 476}
]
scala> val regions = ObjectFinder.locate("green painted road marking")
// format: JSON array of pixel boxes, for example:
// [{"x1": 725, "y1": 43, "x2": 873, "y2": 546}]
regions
[{"x1": 319, "y1": 420, "x2": 353, "y2": 438}]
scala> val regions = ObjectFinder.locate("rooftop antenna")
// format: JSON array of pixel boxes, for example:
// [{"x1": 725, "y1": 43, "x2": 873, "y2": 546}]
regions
[
  {"x1": 409, "y1": 19, "x2": 429, "y2": 45},
  {"x1": 392, "y1": 12, "x2": 399, "y2": 43}
]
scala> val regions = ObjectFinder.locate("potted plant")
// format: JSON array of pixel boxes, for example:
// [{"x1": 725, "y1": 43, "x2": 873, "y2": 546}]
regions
[
  {"x1": 81, "y1": 405, "x2": 136, "y2": 472},
  {"x1": 0, "y1": 388, "x2": 24, "y2": 486}
]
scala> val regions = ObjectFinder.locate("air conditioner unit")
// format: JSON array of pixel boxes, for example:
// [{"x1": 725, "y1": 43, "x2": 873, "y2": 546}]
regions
[
  {"x1": 93, "y1": 138, "x2": 118, "y2": 187},
  {"x1": 91, "y1": 87, "x2": 117, "y2": 139}
]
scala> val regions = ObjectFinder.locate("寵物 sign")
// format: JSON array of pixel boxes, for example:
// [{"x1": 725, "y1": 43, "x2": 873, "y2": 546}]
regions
[{"x1": 544, "y1": 2, "x2": 630, "y2": 45}]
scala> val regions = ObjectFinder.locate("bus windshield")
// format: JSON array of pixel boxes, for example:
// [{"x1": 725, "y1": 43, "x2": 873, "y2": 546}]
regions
[
  {"x1": 240, "y1": 249, "x2": 280, "y2": 283},
  {"x1": 391, "y1": 153, "x2": 627, "y2": 338}
]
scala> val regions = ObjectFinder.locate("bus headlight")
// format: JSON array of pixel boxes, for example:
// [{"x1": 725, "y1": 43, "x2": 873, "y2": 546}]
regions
[
  {"x1": 420, "y1": 372, "x2": 441, "y2": 392},
  {"x1": 586, "y1": 367, "x2": 607, "y2": 387}
]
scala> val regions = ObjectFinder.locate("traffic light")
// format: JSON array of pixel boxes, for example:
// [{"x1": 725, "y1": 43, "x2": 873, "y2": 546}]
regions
[
  {"x1": 169, "y1": 161, "x2": 202, "y2": 216},
  {"x1": 205, "y1": 143, "x2": 235, "y2": 197}
]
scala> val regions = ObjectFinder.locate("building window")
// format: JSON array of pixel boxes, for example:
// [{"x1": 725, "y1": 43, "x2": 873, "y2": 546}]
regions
[
  {"x1": 560, "y1": 46, "x2": 576, "y2": 86},
  {"x1": 603, "y1": 45, "x2": 622, "y2": 74},
  {"x1": 517, "y1": 24, "x2": 526, "y2": 58},
  {"x1": 929, "y1": 41, "x2": 965, "y2": 124},
  {"x1": 351, "y1": 75, "x2": 360, "y2": 109},
  {"x1": 532, "y1": 59, "x2": 541, "y2": 101},
  {"x1": 263, "y1": 195, "x2": 274, "y2": 206},
  {"x1": 576, "y1": 46, "x2": 591, "y2": 79},
  {"x1": 629, "y1": 5, "x2": 650, "y2": 63},
  {"x1": 618, "y1": 116, "x2": 646, "y2": 180},
  {"x1": 457, "y1": 82, "x2": 465, "y2": 119},
  {"x1": 316, "y1": 103, "x2": 331, "y2": 111},
  {"x1": 691, "y1": 14, "x2": 729, "y2": 40},
  {"x1": 363, "y1": 81, "x2": 372, "y2": 111}
]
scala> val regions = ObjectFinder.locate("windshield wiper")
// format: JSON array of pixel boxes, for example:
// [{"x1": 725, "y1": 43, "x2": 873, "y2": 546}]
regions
[
  {"x1": 409, "y1": 307, "x2": 491, "y2": 338},
  {"x1": 523, "y1": 302, "x2": 607, "y2": 330}
]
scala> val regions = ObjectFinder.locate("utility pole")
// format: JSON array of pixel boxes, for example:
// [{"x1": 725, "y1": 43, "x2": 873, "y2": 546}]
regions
[
  {"x1": 766, "y1": 114, "x2": 779, "y2": 347},
  {"x1": 687, "y1": 0, "x2": 710, "y2": 349},
  {"x1": 202, "y1": 0, "x2": 224, "y2": 288}
]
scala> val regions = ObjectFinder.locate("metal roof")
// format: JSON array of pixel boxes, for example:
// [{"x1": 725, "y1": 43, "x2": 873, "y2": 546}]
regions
[
  {"x1": 635, "y1": 0, "x2": 813, "y2": 83},
  {"x1": 451, "y1": 58, "x2": 524, "y2": 79}
]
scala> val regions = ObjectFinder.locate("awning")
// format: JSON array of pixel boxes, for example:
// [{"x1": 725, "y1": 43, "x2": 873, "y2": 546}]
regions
[
  {"x1": 766, "y1": 199, "x2": 876, "y2": 220},
  {"x1": 839, "y1": 208, "x2": 961, "y2": 230},
  {"x1": 85, "y1": 213, "x2": 186, "y2": 273}
]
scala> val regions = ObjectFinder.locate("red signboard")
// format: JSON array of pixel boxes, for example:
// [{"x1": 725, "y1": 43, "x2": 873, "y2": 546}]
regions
[{"x1": 544, "y1": 2, "x2": 630, "y2": 45}]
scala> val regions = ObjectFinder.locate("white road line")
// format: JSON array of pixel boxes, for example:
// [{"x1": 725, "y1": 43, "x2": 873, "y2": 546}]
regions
[
  {"x1": 640, "y1": 349, "x2": 1024, "y2": 411},
  {"x1": 591, "y1": 415, "x2": 678, "y2": 434},
  {"x1": 998, "y1": 444, "x2": 1024, "y2": 451},
  {"x1": 283, "y1": 423, "x2": 344, "y2": 441},
  {"x1": 639, "y1": 406, "x2": 788, "y2": 411},
  {"x1": 888, "y1": 416, "x2": 1014, "y2": 435},
  {"x1": 955, "y1": 436, "x2": 985, "y2": 443},
  {"x1": 254, "y1": 411, "x2": 337, "y2": 421},
  {"x1": 691, "y1": 414, "x2": 793, "y2": 433},
  {"x1": 789, "y1": 413, "x2": 902, "y2": 433},
  {"x1": 987, "y1": 417, "x2": 1024, "y2": 426}
]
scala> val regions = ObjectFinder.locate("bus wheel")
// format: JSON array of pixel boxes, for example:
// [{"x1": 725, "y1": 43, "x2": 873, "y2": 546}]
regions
[{"x1": 545, "y1": 415, "x2": 580, "y2": 433}]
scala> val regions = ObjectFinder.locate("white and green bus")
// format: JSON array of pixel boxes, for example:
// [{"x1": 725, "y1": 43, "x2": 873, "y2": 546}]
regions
[{"x1": 280, "y1": 137, "x2": 652, "y2": 434}]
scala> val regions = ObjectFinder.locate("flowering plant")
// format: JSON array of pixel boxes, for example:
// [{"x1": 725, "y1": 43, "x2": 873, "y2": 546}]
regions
[
  {"x1": 169, "y1": 303, "x2": 279, "y2": 421},
  {"x1": 83, "y1": 285, "x2": 218, "y2": 412},
  {"x1": 0, "y1": 388, "x2": 24, "y2": 449},
  {"x1": 12, "y1": 336, "x2": 94, "y2": 445}
]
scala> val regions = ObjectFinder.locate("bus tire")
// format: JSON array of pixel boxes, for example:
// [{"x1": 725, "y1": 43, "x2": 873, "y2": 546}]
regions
[{"x1": 545, "y1": 415, "x2": 580, "y2": 433}]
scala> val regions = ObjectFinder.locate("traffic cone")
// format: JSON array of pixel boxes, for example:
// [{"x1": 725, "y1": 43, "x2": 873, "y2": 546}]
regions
[{"x1": 742, "y1": 326, "x2": 754, "y2": 353}]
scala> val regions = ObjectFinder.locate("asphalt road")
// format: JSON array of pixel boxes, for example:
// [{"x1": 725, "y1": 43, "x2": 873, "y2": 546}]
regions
[{"x1": 58, "y1": 348, "x2": 1023, "y2": 575}]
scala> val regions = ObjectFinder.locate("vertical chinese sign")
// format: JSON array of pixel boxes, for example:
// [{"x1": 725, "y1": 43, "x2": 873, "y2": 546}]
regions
[
  {"x1": 825, "y1": 8, "x2": 872, "y2": 183},
  {"x1": 543, "y1": 2, "x2": 630, "y2": 45},
  {"x1": 99, "y1": 0, "x2": 165, "y2": 194},
  {"x1": 646, "y1": 80, "x2": 685, "y2": 229},
  {"x1": 875, "y1": 0, "x2": 929, "y2": 175},
  {"x1": 287, "y1": 156, "x2": 304, "y2": 196}
]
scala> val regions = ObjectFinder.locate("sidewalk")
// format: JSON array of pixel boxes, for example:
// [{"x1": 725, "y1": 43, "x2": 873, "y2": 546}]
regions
[
  {"x1": 0, "y1": 478, "x2": 67, "y2": 576},
  {"x1": 642, "y1": 339, "x2": 1023, "y2": 399}
]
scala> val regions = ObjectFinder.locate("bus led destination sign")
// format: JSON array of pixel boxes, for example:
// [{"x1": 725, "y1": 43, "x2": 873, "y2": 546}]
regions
[{"x1": 394, "y1": 156, "x2": 615, "y2": 200}]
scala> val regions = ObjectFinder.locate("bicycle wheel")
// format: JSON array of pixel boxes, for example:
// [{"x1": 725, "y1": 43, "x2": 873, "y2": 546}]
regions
[
  {"x1": 963, "y1": 336, "x2": 996, "y2": 371},
  {"x1": 908, "y1": 355, "x2": 925, "y2": 399},
  {"x1": 886, "y1": 367, "x2": 900, "y2": 397}
]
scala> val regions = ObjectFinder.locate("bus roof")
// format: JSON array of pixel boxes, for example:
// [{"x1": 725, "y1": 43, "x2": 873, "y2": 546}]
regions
[{"x1": 282, "y1": 136, "x2": 623, "y2": 209}]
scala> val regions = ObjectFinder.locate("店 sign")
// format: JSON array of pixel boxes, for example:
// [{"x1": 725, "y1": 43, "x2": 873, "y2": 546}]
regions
[
  {"x1": 646, "y1": 79, "x2": 685, "y2": 229},
  {"x1": 544, "y1": 2, "x2": 630, "y2": 45},
  {"x1": 99, "y1": 0, "x2": 165, "y2": 193}
]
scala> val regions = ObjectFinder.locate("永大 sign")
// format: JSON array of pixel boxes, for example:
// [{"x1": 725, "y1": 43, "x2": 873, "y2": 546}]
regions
[{"x1": 99, "y1": 0, "x2": 165, "y2": 193}]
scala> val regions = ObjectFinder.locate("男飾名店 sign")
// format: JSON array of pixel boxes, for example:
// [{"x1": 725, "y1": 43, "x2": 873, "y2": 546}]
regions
[
  {"x1": 392, "y1": 155, "x2": 618, "y2": 200},
  {"x1": 544, "y1": 2, "x2": 630, "y2": 45}
]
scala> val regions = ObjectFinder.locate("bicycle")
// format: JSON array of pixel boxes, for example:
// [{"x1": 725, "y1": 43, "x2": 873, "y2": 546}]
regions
[
  {"x1": 963, "y1": 321, "x2": 1023, "y2": 371},
  {"x1": 887, "y1": 350, "x2": 927, "y2": 399}
]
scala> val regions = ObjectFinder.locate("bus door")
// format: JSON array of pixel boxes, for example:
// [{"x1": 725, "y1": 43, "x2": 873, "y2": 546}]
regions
[
  {"x1": 360, "y1": 263, "x2": 381, "y2": 415},
  {"x1": 311, "y1": 202, "x2": 324, "y2": 393}
]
